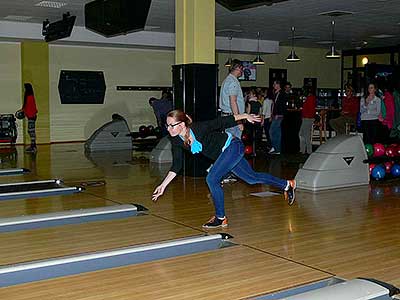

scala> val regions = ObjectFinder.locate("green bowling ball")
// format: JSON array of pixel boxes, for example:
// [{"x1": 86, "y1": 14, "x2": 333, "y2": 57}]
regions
[{"x1": 365, "y1": 144, "x2": 373, "y2": 157}]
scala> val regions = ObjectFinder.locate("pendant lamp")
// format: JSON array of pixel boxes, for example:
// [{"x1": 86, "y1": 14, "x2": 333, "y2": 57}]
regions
[
  {"x1": 286, "y1": 26, "x2": 300, "y2": 62},
  {"x1": 253, "y1": 32, "x2": 265, "y2": 65},
  {"x1": 326, "y1": 20, "x2": 340, "y2": 59}
]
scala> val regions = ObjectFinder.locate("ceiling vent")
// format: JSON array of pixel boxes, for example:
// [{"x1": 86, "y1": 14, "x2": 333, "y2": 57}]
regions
[
  {"x1": 216, "y1": 0, "x2": 289, "y2": 11},
  {"x1": 319, "y1": 10, "x2": 354, "y2": 17},
  {"x1": 35, "y1": 1, "x2": 67, "y2": 9}
]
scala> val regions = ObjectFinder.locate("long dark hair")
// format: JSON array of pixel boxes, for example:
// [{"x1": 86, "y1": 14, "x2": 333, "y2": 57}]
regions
[
  {"x1": 23, "y1": 83, "x2": 34, "y2": 107},
  {"x1": 365, "y1": 82, "x2": 377, "y2": 105},
  {"x1": 167, "y1": 109, "x2": 192, "y2": 146}
]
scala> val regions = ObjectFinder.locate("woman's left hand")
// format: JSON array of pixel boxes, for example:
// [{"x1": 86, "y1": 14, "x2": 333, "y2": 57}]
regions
[{"x1": 247, "y1": 114, "x2": 262, "y2": 124}]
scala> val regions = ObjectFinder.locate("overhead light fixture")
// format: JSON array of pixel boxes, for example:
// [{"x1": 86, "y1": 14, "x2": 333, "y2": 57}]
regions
[
  {"x1": 224, "y1": 35, "x2": 233, "y2": 67},
  {"x1": 253, "y1": 31, "x2": 265, "y2": 65},
  {"x1": 286, "y1": 26, "x2": 300, "y2": 62},
  {"x1": 326, "y1": 20, "x2": 340, "y2": 59},
  {"x1": 362, "y1": 56, "x2": 369, "y2": 65}
]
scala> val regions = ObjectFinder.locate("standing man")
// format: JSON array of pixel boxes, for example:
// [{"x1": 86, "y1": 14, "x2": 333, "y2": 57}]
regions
[
  {"x1": 219, "y1": 59, "x2": 245, "y2": 138},
  {"x1": 269, "y1": 80, "x2": 287, "y2": 154},
  {"x1": 329, "y1": 85, "x2": 359, "y2": 135},
  {"x1": 284, "y1": 82, "x2": 292, "y2": 96}
]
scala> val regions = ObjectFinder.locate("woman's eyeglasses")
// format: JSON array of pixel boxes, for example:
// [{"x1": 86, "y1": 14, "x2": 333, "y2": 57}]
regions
[{"x1": 165, "y1": 121, "x2": 182, "y2": 129}]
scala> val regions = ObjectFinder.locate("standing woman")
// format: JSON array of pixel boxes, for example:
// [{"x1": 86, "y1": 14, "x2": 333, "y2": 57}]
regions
[
  {"x1": 298, "y1": 87, "x2": 316, "y2": 155},
  {"x1": 261, "y1": 89, "x2": 273, "y2": 151},
  {"x1": 22, "y1": 83, "x2": 38, "y2": 152},
  {"x1": 152, "y1": 110, "x2": 296, "y2": 228},
  {"x1": 246, "y1": 88, "x2": 263, "y2": 147},
  {"x1": 360, "y1": 83, "x2": 381, "y2": 145}
]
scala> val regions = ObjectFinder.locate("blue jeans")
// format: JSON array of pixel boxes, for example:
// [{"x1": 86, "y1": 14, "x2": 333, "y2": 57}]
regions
[
  {"x1": 206, "y1": 139, "x2": 287, "y2": 218},
  {"x1": 225, "y1": 125, "x2": 242, "y2": 139},
  {"x1": 270, "y1": 118, "x2": 283, "y2": 152}
]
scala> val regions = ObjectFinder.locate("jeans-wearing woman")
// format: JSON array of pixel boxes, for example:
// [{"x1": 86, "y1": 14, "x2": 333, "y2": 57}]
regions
[{"x1": 152, "y1": 110, "x2": 296, "y2": 228}]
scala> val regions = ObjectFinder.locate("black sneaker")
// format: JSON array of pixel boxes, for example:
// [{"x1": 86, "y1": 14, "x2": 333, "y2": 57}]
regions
[
  {"x1": 202, "y1": 216, "x2": 228, "y2": 228},
  {"x1": 284, "y1": 179, "x2": 296, "y2": 205}
]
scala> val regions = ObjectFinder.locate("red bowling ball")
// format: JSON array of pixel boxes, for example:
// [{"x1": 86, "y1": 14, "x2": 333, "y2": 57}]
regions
[
  {"x1": 244, "y1": 145, "x2": 253, "y2": 155},
  {"x1": 384, "y1": 161, "x2": 393, "y2": 174},
  {"x1": 385, "y1": 145, "x2": 396, "y2": 158},
  {"x1": 396, "y1": 145, "x2": 400, "y2": 157},
  {"x1": 369, "y1": 163, "x2": 376, "y2": 175},
  {"x1": 373, "y1": 143, "x2": 385, "y2": 157}
]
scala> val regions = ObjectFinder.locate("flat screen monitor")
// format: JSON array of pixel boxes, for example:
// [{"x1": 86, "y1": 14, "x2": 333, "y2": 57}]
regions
[
  {"x1": 238, "y1": 61, "x2": 257, "y2": 81},
  {"x1": 58, "y1": 71, "x2": 106, "y2": 104}
]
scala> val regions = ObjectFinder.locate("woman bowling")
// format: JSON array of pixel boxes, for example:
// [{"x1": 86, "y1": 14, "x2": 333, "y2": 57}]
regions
[{"x1": 152, "y1": 110, "x2": 296, "y2": 228}]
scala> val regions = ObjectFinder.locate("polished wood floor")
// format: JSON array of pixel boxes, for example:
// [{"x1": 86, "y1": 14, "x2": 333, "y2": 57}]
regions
[{"x1": 0, "y1": 143, "x2": 399, "y2": 299}]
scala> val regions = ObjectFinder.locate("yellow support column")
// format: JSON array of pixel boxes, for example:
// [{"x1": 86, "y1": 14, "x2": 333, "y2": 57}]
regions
[
  {"x1": 175, "y1": 0, "x2": 215, "y2": 64},
  {"x1": 174, "y1": 0, "x2": 217, "y2": 177},
  {"x1": 21, "y1": 41, "x2": 50, "y2": 145}
]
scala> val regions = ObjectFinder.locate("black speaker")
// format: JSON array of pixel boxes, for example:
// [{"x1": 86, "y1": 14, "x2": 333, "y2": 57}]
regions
[
  {"x1": 172, "y1": 64, "x2": 219, "y2": 177},
  {"x1": 85, "y1": 0, "x2": 152, "y2": 37}
]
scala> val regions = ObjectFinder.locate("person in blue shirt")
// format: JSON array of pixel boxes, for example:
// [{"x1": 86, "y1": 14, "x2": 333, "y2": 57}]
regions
[
  {"x1": 219, "y1": 59, "x2": 245, "y2": 138},
  {"x1": 152, "y1": 109, "x2": 296, "y2": 228}
]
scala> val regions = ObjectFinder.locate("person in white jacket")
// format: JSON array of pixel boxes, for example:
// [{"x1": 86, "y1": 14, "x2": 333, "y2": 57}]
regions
[
  {"x1": 262, "y1": 89, "x2": 273, "y2": 150},
  {"x1": 360, "y1": 83, "x2": 381, "y2": 144}
]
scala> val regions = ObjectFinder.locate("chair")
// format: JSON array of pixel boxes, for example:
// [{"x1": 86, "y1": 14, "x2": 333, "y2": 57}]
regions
[
  {"x1": 345, "y1": 122, "x2": 357, "y2": 135},
  {"x1": 311, "y1": 110, "x2": 327, "y2": 145}
]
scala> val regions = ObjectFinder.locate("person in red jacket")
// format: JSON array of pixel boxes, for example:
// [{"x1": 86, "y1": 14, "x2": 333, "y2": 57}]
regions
[
  {"x1": 298, "y1": 87, "x2": 316, "y2": 154},
  {"x1": 21, "y1": 83, "x2": 38, "y2": 152}
]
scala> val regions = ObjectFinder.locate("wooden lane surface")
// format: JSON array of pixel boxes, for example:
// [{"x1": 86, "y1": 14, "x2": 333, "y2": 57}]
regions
[
  {"x1": 0, "y1": 192, "x2": 115, "y2": 218},
  {"x1": 11, "y1": 144, "x2": 104, "y2": 182},
  {"x1": 9, "y1": 144, "x2": 400, "y2": 286},
  {"x1": 97, "y1": 178, "x2": 400, "y2": 286},
  {"x1": 244, "y1": 186, "x2": 400, "y2": 286},
  {"x1": 0, "y1": 245, "x2": 331, "y2": 300},
  {"x1": 0, "y1": 214, "x2": 199, "y2": 266},
  {"x1": 0, "y1": 173, "x2": 44, "y2": 184}
]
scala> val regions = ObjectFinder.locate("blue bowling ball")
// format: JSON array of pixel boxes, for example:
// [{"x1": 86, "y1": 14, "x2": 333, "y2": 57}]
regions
[
  {"x1": 371, "y1": 187, "x2": 384, "y2": 199},
  {"x1": 371, "y1": 165, "x2": 385, "y2": 180},
  {"x1": 391, "y1": 164, "x2": 400, "y2": 177}
]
